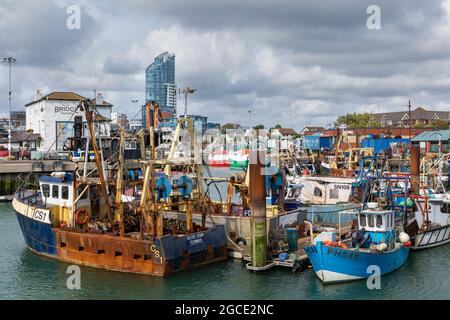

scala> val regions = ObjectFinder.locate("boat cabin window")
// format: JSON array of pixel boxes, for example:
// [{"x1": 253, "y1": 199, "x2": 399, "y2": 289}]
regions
[
  {"x1": 42, "y1": 184, "x2": 50, "y2": 198},
  {"x1": 359, "y1": 214, "x2": 367, "y2": 228},
  {"x1": 376, "y1": 215, "x2": 383, "y2": 228},
  {"x1": 368, "y1": 214, "x2": 374, "y2": 228},
  {"x1": 441, "y1": 203, "x2": 450, "y2": 214},
  {"x1": 362, "y1": 212, "x2": 395, "y2": 231},
  {"x1": 384, "y1": 214, "x2": 390, "y2": 228},
  {"x1": 287, "y1": 189, "x2": 295, "y2": 198},
  {"x1": 384, "y1": 214, "x2": 394, "y2": 229},
  {"x1": 62, "y1": 186, "x2": 69, "y2": 200},
  {"x1": 314, "y1": 187, "x2": 322, "y2": 197},
  {"x1": 125, "y1": 141, "x2": 137, "y2": 150},
  {"x1": 52, "y1": 185, "x2": 59, "y2": 199}
]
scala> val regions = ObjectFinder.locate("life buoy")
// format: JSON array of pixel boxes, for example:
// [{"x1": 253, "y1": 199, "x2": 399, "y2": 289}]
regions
[
  {"x1": 75, "y1": 209, "x2": 89, "y2": 225},
  {"x1": 339, "y1": 242, "x2": 348, "y2": 250}
]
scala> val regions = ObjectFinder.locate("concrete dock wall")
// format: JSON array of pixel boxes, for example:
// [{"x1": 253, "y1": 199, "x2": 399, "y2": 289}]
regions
[{"x1": 0, "y1": 160, "x2": 78, "y2": 199}]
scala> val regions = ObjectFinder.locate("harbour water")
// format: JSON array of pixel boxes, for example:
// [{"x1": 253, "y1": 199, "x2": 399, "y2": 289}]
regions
[{"x1": 1, "y1": 200, "x2": 450, "y2": 300}]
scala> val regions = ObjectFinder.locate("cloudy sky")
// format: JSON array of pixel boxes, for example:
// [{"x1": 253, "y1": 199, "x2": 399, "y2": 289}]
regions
[{"x1": 1, "y1": 0, "x2": 450, "y2": 130}]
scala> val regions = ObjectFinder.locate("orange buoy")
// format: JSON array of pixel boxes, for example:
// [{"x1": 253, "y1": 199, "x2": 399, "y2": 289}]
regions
[
  {"x1": 339, "y1": 242, "x2": 348, "y2": 250},
  {"x1": 403, "y1": 241, "x2": 412, "y2": 248},
  {"x1": 75, "y1": 208, "x2": 89, "y2": 225}
]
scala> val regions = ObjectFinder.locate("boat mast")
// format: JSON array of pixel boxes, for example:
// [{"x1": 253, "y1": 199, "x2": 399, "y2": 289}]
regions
[
  {"x1": 151, "y1": 102, "x2": 163, "y2": 237},
  {"x1": 80, "y1": 99, "x2": 112, "y2": 220},
  {"x1": 115, "y1": 129, "x2": 126, "y2": 236},
  {"x1": 140, "y1": 101, "x2": 162, "y2": 238}
]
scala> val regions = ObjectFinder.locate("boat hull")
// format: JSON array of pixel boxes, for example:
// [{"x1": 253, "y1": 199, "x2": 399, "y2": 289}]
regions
[
  {"x1": 411, "y1": 225, "x2": 450, "y2": 250},
  {"x1": 208, "y1": 161, "x2": 230, "y2": 168},
  {"x1": 230, "y1": 160, "x2": 249, "y2": 170},
  {"x1": 165, "y1": 209, "x2": 307, "y2": 244},
  {"x1": 305, "y1": 242, "x2": 409, "y2": 284},
  {"x1": 13, "y1": 196, "x2": 228, "y2": 276}
]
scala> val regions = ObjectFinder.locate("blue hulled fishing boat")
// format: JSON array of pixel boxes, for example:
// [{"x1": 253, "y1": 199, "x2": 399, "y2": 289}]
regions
[{"x1": 305, "y1": 209, "x2": 410, "y2": 284}]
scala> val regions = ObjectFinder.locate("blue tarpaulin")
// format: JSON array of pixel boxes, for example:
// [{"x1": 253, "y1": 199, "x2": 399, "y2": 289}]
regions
[
  {"x1": 319, "y1": 137, "x2": 333, "y2": 150},
  {"x1": 361, "y1": 138, "x2": 410, "y2": 153},
  {"x1": 302, "y1": 136, "x2": 320, "y2": 150}
]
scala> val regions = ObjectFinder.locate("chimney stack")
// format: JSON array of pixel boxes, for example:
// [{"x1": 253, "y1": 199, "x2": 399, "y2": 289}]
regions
[{"x1": 34, "y1": 89, "x2": 43, "y2": 101}]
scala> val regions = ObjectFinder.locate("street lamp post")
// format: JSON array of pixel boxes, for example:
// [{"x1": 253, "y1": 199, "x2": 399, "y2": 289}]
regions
[
  {"x1": 2, "y1": 56, "x2": 17, "y2": 159},
  {"x1": 408, "y1": 99, "x2": 412, "y2": 141},
  {"x1": 178, "y1": 87, "x2": 196, "y2": 118}
]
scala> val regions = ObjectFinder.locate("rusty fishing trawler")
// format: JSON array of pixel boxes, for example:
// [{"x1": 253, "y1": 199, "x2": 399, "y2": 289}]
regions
[{"x1": 12, "y1": 99, "x2": 227, "y2": 276}]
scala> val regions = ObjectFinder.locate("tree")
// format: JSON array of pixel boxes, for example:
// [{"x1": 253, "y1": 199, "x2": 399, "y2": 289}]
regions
[
  {"x1": 253, "y1": 124, "x2": 265, "y2": 130},
  {"x1": 431, "y1": 119, "x2": 450, "y2": 130},
  {"x1": 274, "y1": 124, "x2": 282, "y2": 129},
  {"x1": 334, "y1": 113, "x2": 380, "y2": 128},
  {"x1": 221, "y1": 123, "x2": 240, "y2": 130}
]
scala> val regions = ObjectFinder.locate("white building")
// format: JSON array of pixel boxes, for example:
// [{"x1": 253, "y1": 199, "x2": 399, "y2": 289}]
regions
[
  {"x1": 111, "y1": 112, "x2": 129, "y2": 127},
  {"x1": 129, "y1": 119, "x2": 142, "y2": 131},
  {"x1": 25, "y1": 91, "x2": 113, "y2": 152},
  {"x1": 165, "y1": 83, "x2": 177, "y2": 113}
]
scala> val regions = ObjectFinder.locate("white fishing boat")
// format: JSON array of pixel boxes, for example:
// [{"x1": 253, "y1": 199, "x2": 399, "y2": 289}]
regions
[
  {"x1": 407, "y1": 193, "x2": 450, "y2": 249},
  {"x1": 298, "y1": 176, "x2": 354, "y2": 205}
]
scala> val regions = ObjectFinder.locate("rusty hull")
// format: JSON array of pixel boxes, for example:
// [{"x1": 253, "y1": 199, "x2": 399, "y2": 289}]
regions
[{"x1": 50, "y1": 229, "x2": 227, "y2": 277}]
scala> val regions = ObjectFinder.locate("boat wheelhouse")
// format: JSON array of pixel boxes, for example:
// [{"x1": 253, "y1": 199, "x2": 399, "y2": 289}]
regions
[{"x1": 299, "y1": 176, "x2": 354, "y2": 205}]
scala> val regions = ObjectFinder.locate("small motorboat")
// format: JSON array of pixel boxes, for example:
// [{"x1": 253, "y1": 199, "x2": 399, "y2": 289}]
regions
[{"x1": 305, "y1": 209, "x2": 410, "y2": 284}]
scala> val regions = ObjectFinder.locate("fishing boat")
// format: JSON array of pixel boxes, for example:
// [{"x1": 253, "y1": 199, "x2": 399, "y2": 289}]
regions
[
  {"x1": 403, "y1": 151, "x2": 450, "y2": 249},
  {"x1": 12, "y1": 100, "x2": 228, "y2": 277},
  {"x1": 406, "y1": 194, "x2": 450, "y2": 249},
  {"x1": 198, "y1": 166, "x2": 306, "y2": 243},
  {"x1": 305, "y1": 208, "x2": 410, "y2": 284},
  {"x1": 298, "y1": 176, "x2": 354, "y2": 205},
  {"x1": 229, "y1": 146, "x2": 249, "y2": 170},
  {"x1": 363, "y1": 154, "x2": 450, "y2": 251},
  {"x1": 207, "y1": 149, "x2": 230, "y2": 167}
]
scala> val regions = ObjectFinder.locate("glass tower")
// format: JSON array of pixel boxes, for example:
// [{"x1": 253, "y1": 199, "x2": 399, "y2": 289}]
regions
[{"x1": 145, "y1": 52, "x2": 177, "y2": 115}]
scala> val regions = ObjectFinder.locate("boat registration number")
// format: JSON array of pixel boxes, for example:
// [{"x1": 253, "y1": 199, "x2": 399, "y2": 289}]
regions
[
  {"x1": 326, "y1": 247, "x2": 359, "y2": 260},
  {"x1": 33, "y1": 210, "x2": 48, "y2": 223},
  {"x1": 334, "y1": 184, "x2": 351, "y2": 190}
]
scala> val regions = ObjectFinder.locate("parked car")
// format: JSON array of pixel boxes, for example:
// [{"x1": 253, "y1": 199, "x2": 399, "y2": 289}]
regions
[{"x1": 0, "y1": 149, "x2": 15, "y2": 160}]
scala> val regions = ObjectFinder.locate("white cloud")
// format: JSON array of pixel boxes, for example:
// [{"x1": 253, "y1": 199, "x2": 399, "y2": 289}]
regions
[{"x1": 1, "y1": 0, "x2": 450, "y2": 131}]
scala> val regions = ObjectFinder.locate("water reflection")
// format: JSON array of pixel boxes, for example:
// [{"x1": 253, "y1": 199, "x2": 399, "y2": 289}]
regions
[{"x1": 2, "y1": 185, "x2": 450, "y2": 300}]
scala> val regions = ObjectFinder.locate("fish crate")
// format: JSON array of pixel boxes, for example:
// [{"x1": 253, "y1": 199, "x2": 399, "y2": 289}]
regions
[
  {"x1": 271, "y1": 240, "x2": 289, "y2": 254},
  {"x1": 269, "y1": 225, "x2": 288, "y2": 253}
]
